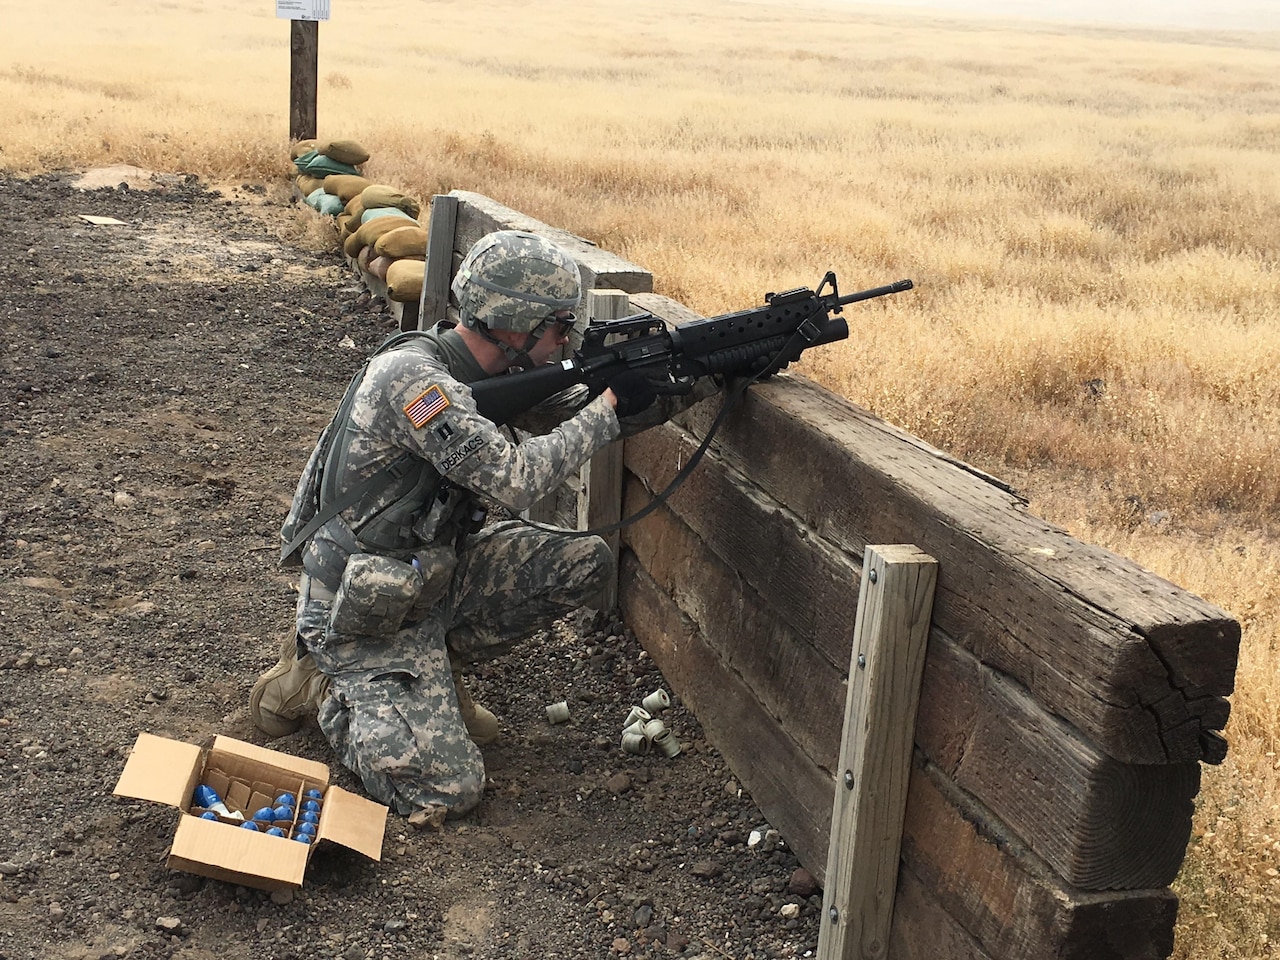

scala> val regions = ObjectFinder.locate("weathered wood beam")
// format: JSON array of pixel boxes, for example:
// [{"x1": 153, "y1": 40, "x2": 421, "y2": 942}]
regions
[
  {"x1": 889, "y1": 869, "x2": 996, "y2": 960},
  {"x1": 621, "y1": 472, "x2": 848, "y2": 769},
  {"x1": 449, "y1": 190, "x2": 652, "y2": 295},
  {"x1": 917, "y1": 631, "x2": 1200, "y2": 891},
  {"x1": 618, "y1": 552, "x2": 1180, "y2": 960},
  {"x1": 653, "y1": 332, "x2": 1236, "y2": 766},
  {"x1": 621, "y1": 450, "x2": 1203, "y2": 890},
  {"x1": 902, "y1": 761, "x2": 1178, "y2": 960},
  {"x1": 620, "y1": 548, "x2": 837, "y2": 873}
]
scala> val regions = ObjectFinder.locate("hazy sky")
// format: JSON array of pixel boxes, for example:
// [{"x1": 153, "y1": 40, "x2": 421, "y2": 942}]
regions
[{"x1": 851, "y1": 0, "x2": 1280, "y2": 31}]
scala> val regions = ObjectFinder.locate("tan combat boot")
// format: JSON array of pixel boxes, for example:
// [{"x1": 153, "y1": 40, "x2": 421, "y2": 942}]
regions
[
  {"x1": 452, "y1": 666, "x2": 500, "y2": 746},
  {"x1": 249, "y1": 631, "x2": 332, "y2": 738}
]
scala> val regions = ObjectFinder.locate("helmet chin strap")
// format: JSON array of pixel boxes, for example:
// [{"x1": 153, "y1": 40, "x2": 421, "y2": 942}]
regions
[{"x1": 478, "y1": 325, "x2": 540, "y2": 371}]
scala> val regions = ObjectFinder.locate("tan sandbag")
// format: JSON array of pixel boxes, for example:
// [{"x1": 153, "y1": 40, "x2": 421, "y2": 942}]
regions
[
  {"x1": 387, "y1": 259, "x2": 425, "y2": 302},
  {"x1": 336, "y1": 213, "x2": 354, "y2": 238},
  {"x1": 317, "y1": 138, "x2": 370, "y2": 166},
  {"x1": 373, "y1": 225, "x2": 429, "y2": 260},
  {"x1": 295, "y1": 173, "x2": 326, "y2": 195},
  {"x1": 324, "y1": 174, "x2": 372, "y2": 203},
  {"x1": 366, "y1": 255, "x2": 392, "y2": 282},
  {"x1": 344, "y1": 216, "x2": 416, "y2": 258},
  {"x1": 360, "y1": 184, "x2": 421, "y2": 220},
  {"x1": 343, "y1": 228, "x2": 364, "y2": 259},
  {"x1": 339, "y1": 198, "x2": 365, "y2": 243},
  {"x1": 357, "y1": 245, "x2": 374, "y2": 273},
  {"x1": 290, "y1": 139, "x2": 318, "y2": 160}
]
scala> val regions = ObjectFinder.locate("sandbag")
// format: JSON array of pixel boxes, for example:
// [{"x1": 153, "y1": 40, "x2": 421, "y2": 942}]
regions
[
  {"x1": 357, "y1": 245, "x2": 374, "y2": 273},
  {"x1": 386, "y1": 259, "x2": 425, "y2": 303},
  {"x1": 345, "y1": 195, "x2": 366, "y2": 221},
  {"x1": 366, "y1": 255, "x2": 392, "y2": 282},
  {"x1": 336, "y1": 213, "x2": 355, "y2": 238},
  {"x1": 323, "y1": 174, "x2": 372, "y2": 203},
  {"x1": 290, "y1": 139, "x2": 319, "y2": 160},
  {"x1": 302, "y1": 187, "x2": 344, "y2": 216},
  {"x1": 359, "y1": 184, "x2": 421, "y2": 219},
  {"x1": 295, "y1": 150, "x2": 361, "y2": 178},
  {"x1": 315, "y1": 192, "x2": 345, "y2": 216},
  {"x1": 316, "y1": 139, "x2": 370, "y2": 166},
  {"x1": 373, "y1": 225, "x2": 428, "y2": 260},
  {"x1": 344, "y1": 216, "x2": 417, "y2": 259},
  {"x1": 360, "y1": 206, "x2": 416, "y2": 226},
  {"x1": 295, "y1": 173, "x2": 327, "y2": 196}
]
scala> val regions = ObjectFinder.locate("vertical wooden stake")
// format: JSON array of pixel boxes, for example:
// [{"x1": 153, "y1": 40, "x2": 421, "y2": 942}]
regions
[
  {"x1": 419, "y1": 195, "x2": 460, "y2": 330},
  {"x1": 817, "y1": 544, "x2": 937, "y2": 960},
  {"x1": 289, "y1": 20, "x2": 319, "y2": 141},
  {"x1": 579, "y1": 289, "x2": 631, "y2": 611}
]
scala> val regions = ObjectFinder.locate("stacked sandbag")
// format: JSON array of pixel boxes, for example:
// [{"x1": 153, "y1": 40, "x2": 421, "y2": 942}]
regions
[
  {"x1": 339, "y1": 184, "x2": 427, "y2": 302},
  {"x1": 292, "y1": 138, "x2": 371, "y2": 217},
  {"x1": 339, "y1": 184, "x2": 421, "y2": 243},
  {"x1": 372, "y1": 225, "x2": 428, "y2": 303},
  {"x1": 287, "y1": 140, "x2": 426, "y2": 305}
]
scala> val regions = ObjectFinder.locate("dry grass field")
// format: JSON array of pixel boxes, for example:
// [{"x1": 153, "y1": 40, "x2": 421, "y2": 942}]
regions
[{"x1": 3, "y1": 0, "x2": 1278, "y2": 955}]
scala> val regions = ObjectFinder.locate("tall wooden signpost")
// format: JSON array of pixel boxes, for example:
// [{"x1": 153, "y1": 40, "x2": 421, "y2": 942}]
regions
[{"x1": 276, "y1": 0, "x2": 329, "y2": 141}]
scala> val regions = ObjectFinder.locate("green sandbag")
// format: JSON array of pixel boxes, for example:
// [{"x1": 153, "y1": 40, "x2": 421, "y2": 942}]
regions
[
  {"x1": 296, "y1": 150, "x2": 361, "y2": 178},
  {"x1": 360, "y1": 206, "x2": 416, "y2": 226},
  {"x1": 315, "y1": 192, "x2": 345, "y2": 216}
]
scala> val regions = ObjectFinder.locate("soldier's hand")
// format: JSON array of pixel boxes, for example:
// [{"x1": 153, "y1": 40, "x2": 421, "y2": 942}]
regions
[{"x1": 604, "y1": 370, "x2": 658, "y2": 418}]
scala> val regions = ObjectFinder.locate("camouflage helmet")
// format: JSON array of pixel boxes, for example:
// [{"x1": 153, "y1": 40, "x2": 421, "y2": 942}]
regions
[{"x1": 452, "y1": 230, "x2": 582, "y2": 334}]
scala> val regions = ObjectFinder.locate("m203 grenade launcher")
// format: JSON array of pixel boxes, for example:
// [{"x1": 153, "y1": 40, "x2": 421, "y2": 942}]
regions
[{"x1": 470, "y1": 272, "x2": 914, "y2": 426}]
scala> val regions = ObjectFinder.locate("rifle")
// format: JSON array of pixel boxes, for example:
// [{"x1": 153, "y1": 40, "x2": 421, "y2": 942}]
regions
[{"x1": 471, "y1": 272, "x2": 913, "y2": 427}]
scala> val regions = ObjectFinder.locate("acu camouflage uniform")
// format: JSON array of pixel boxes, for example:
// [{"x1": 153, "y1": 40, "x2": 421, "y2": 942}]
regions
[
  {"x1": 284, "y1": 320, "x2": 620, "y2": 816},
  {"x1": 276, "y1": 230, "x2": 717, "y2": 817}
]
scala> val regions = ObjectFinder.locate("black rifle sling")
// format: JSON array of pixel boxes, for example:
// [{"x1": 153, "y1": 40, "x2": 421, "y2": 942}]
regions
[{"x1": 518, "y1": 324, "x2": 805, "y2": 539}]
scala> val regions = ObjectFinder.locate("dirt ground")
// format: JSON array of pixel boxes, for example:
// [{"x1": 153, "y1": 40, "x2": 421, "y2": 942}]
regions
[{"x1": 0, "y1": 171, "x2": 824, "y2": 960}]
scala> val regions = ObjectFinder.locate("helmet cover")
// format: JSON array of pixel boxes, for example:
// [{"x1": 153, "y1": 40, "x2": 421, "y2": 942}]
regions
[{"x1": 452, "y1": 230, "x2": 582, "y2": 335}]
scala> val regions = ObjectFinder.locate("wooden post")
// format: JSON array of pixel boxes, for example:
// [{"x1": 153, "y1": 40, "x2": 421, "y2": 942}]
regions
[
  {"x1": 289, "y1": 20, "x2": 319, "y2": 141},
  {"x1": 817, "y1": 544, "x2": 937, "y2": 960},
  {"x1": 580, "y1": 289, "x2": 630, "y2": 610},
  {"x1": 419, "y1": 195, "x2": 459, "y2": 330}
]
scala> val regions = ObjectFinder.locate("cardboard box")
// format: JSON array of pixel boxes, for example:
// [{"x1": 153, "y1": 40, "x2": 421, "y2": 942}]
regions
[{"x1": 113, "y1": 732, "x2": 387, "y2": 891}]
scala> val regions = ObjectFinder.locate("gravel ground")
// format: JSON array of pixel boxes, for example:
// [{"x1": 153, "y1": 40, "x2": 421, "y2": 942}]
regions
[{"x1": 0, "y1": 171, "x2": 824, "y2": 960}]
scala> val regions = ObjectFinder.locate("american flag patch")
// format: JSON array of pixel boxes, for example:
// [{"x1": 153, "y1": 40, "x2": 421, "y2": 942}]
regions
[{"x1": 404, "y1": 385, "x2": 451, "y2": 428}]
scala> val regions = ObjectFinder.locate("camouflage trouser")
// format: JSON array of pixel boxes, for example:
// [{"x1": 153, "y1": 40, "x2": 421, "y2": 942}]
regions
[{"x1": 296, "y1": 520, "x2": 611, "y2": 816}]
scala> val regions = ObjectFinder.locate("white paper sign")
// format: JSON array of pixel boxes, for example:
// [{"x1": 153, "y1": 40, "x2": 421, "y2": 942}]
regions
[{"x1": 276, "y1": 0, "x2": 330, "y2": 21}]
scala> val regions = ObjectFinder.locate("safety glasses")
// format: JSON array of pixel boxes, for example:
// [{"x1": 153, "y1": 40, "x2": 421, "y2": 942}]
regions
[{"x1": 534, "y1": 312, "x2": 576, "y2": 338}]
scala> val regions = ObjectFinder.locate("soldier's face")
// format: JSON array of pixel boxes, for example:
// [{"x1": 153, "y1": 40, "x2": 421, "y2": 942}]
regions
[{"x1": 528, "y1": 323, "x2": 571, "y2": 366}]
